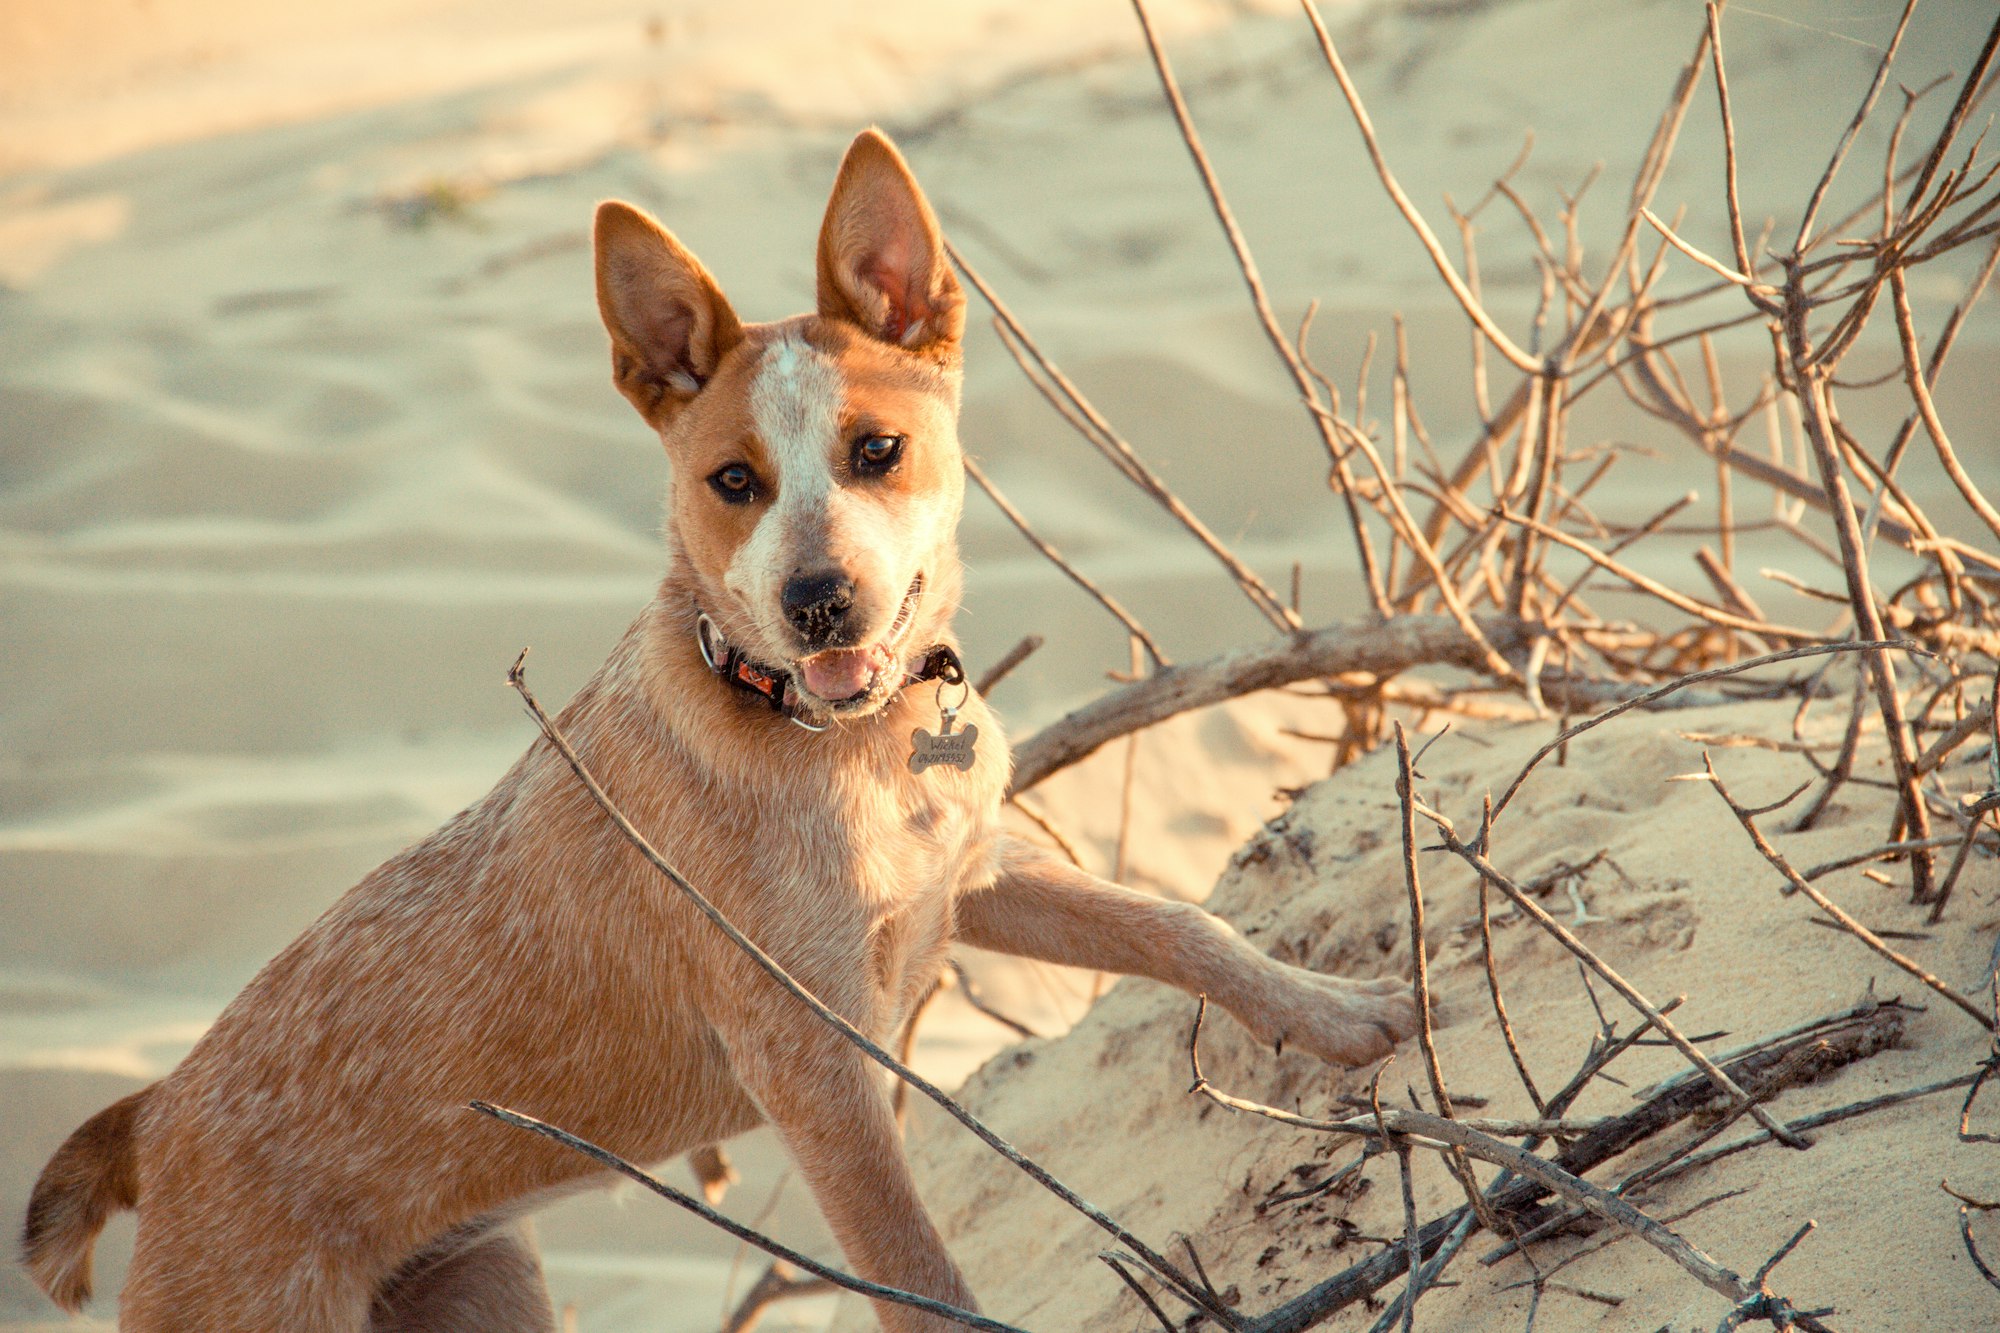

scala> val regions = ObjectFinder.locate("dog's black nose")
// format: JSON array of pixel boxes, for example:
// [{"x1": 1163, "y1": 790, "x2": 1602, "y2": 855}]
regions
[{"x1": 782, "y1": 571, "x2": 857, "y2": 646}]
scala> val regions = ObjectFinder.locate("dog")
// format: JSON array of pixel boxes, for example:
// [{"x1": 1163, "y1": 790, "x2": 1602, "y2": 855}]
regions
[{"x1": 22, "y1": 128, "x2": 1418, "y2": 1332}]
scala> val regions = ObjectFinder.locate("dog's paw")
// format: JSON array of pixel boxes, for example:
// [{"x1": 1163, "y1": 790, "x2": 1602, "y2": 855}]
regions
[{"x1": 1231, "y1": 965, "x2": 1419, "y2": 1067}]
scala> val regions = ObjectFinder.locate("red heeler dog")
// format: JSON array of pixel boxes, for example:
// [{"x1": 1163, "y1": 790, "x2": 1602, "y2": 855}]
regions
[{"x1": 22, "y1": 128, "x2": 1417, "y2": 1332}]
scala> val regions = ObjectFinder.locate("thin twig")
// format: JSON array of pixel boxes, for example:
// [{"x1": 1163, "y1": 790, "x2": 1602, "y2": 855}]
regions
[
  {"x1": 1479, "y1": 874, "x2": 1546, "y2": 1115},
  {"x1": 1102, "y1": 1254, "x2": 1179, "y2": 1333},
  {"x1": 1187, "y1": 1005, "x2": 1807, "y2": 1311},
  {"x1": 1114, "y1": 637, "x2": 1143, "y2": 888},
  {"x1": 1365, "y1": 1213, "x2": 1477, "y2": 1333},
  {"x1": 1320, "y1": 403, "x2": 1524, "y2": 682},
  {"x1": 1916, "y1": 698, "x2": 1996, "y2": 777},
  {"x1": 948, "y1": 959, "x2": 1041, "y2": 1041},
  {"x1": 1298, "y1": 0, "x2": 1540, "y2": 373},
  {"x1": 1793, "y1": 0, "x2": 1921, "y2": 250},
  {"x1": 1394, "y1": 725, "x2": 1497, "y2": 1217},
  {"x1": 1651, "y1": 1072, "x2": 1974, "y2": 1190},
  {"x1": 952, "y1": 246, "x2": 1297, "y2": 632},
  {"x1": 1706, "y1": 4, "x2": 1756, "y2": 282},
  {"x1": 1132, "y1": 0, "x2": 1391, "y2": 617},
  {"x1": 721, "y1": 1261, "x2": 833, "y2": 1333},
  {"x1": 1490, "y1": 640, "x2": 1917, "y2": 826},
  {"x1": 975, "y1": 634, "x2": 1045, "y2": 696},
  {"x1": 1701, "y1": 753, "x2": 1993, "y2": 1030},
  {"x1": 1499, "y1": 1189, "x2": 1747, "y2": 1289},
  {"x1": 1240, "y1": 1000, "x2": 1901, "y2": 1333},
  {"x1": 1793, "y1": 669, "x2": 1869, "y2": 832},
  {"x1": 470, "y1": 1103, "x2": 1025, "y2": 1333},
  {"x1": 1394, "y1": 726, "x2": 1497, "y2": 1236},
  {"x1": 1423, "y1": 815, "x2": 1810, "y2": 1148},
  {"x1": 1894, "y1": 12, "x2": 2000, "y2": 226},
  {"x1": 1499, "y1": 505, "x2": 1818, "y2": 641},
  {"x1": 1802, "y1": 832, "x2": 1968, "y2": 881},
  {"x1": 1932, "y1": 791, "x2": 2000, "y2": 924},
  {"x1": 964, "y1": 456, "x2": 1167, "y2": 667},
  {"x1": 1007, "y1": 793, "x2": 1090, "y2": 870},
  {"x1": 1641, "y1": 207, "x2": 1765, "y2": 294},
  {"x1": 1957, "y1": 1201, "x2": 2000, "y2": 1294},
  {"x1": 1780, "y1": 266, "x2": 1936, "y2": 897},
  {"x1": 1379, "y1": 1071, "x2": 1420, "y2": 1333},
  {"x1": 1889, "y1": 269, "x2": 2000, "y2": 544}
]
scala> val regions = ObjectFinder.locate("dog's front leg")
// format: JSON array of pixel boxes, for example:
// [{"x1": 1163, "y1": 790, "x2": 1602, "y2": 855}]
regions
[
  {"x1": 958, "y1": 835, "x2": 1417, "y2": 1065},
  {"x1": 712, "y1": 979, "x2": 976, "y2": 1332}
]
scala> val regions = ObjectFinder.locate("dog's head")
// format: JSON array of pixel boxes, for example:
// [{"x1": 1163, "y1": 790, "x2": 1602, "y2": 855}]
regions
[{"x1": 593, "y1": 130, "x2": 968, "y2": 720}]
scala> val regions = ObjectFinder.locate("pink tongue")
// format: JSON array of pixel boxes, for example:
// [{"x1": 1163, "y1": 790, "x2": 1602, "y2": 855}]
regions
[{"x1": 800, "y1": 647, "x2": 883, "y2": 701}]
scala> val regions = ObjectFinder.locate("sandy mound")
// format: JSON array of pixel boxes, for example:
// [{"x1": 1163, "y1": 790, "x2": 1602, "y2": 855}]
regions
[{"x1": 841, "y1": 695, "x2": 1998, "y2": 1331}]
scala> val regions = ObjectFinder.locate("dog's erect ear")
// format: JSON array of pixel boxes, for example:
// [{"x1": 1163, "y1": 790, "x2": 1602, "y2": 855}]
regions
[
  {"x1": 816, "y1": 129, "x2": 964, "y2": 356},
  {"x1": 594, "y1": 201, "x2": 744, "y2": 431}
]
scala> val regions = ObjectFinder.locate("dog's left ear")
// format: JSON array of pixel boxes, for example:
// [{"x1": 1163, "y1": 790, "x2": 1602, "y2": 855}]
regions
[
  {"x1": 816, "y1": 129, "x2": 964, "y2": 357},
  {"x1": 595, "y1": 201, "x2": 744, "y2": 433}
]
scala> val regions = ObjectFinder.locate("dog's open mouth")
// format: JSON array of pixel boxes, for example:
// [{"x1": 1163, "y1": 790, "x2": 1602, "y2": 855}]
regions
[{"x1": 795, "y1": 573, "x2": 925, "y2": 707}]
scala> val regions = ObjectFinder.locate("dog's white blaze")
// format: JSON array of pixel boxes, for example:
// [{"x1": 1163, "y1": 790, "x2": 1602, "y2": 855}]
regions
[
  {"x1": 721, "y1": 330, "x2": 954, "y2": 672},
  {"x1": 725, "y1": 333, "x2": 844, "y2": 614}
]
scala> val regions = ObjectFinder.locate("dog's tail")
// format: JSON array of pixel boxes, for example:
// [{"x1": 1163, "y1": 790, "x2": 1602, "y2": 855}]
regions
[{"x1": 21, "y1": 1084, "x2": 153, "y2": 1312}]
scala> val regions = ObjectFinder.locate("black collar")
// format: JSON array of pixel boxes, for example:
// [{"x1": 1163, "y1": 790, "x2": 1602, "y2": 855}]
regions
[{"x1": 694, "y1": 613, "x2": 965, "y2": 731}]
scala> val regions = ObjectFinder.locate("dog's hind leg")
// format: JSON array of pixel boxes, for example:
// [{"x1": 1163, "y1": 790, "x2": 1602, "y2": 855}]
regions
[
  {"x1": 369, "y1": 1218, "x2": 557, "y2": 1333},
  {"x1": 119, "y1": 1229, "x2": 374, "y2": 1333}
]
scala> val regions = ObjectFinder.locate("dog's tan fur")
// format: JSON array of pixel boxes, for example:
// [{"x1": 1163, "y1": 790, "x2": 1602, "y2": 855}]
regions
[{"x1": 21, "y1": 130, "x2": 1416, "y2": 1331}]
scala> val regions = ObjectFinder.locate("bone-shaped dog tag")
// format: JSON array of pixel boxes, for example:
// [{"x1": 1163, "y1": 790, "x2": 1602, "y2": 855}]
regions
[{"x1": 909, "y1": 710, "x2": 978, "y2": 775}]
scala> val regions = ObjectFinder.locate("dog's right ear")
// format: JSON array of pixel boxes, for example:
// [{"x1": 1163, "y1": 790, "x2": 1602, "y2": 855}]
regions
[
  {"x1": 816, "y1": 130, "x2": 963, "y2": 358},
  {"x1": 594, "y1": 201, "x2": 744, "y2": 432}
]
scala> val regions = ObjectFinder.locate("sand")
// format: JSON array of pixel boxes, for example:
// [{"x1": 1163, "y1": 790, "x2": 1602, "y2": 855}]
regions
[
  {"x1": 842, "y1": 695, "x2": 2000, "y2": 1331},
  {"x1": 4, "y1": 0, "x2": 1997, "y2": 1329}
]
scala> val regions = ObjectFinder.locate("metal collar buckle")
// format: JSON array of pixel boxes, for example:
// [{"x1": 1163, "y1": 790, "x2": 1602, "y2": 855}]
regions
[{"x1": 695, "y1": 614, "x2": 823, "y2": 731}]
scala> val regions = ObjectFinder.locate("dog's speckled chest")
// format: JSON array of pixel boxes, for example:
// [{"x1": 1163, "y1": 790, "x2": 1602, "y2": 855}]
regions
[{"x1": 850, "y1": 691, "x2": 1008, "y2": 1032}]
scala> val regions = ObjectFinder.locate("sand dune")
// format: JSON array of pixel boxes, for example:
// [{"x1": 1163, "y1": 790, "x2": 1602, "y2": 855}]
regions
[{"x1": 4, "y1": 0, "x2": 1996, "y2": 1328}]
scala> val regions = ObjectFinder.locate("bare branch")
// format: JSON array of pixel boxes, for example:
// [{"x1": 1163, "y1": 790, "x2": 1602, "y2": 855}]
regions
[
  {"x1": 1705, "y1": 4, "x2": 1755, "y2": 279},
  {"x1": 1794, "y1": 0, "x2": 1921, "y2": 250},
  {"x1": 1188, "y1": 1007, "x2": 1805, "y2": 1311},
  {"x1": 721, "y1": 1262, "x2": 832, "y2": 1333},
  {"x1": 1779, "y1": 268, "x2": 1936, "y2": 897},
  {"x1": 1889, "y1": 269, "x2": 2000, "y2": 544},
  {"x1": 1393, "y1": 724, "x2": 1495, "y2": 1233},
  {"x1": 964, "y1": 456, "x2": 1167, "y2": 667},
  {"x1": 1130, "y1": 0, "x2": 1392, "y2": 617},
  {"x1": 1895, "y1": 12, "x2": 2000, "y2": 227},
  {"x1": 951, "y1": 246, "x2": 1298, "y2": 632},
  {"x1": 975, "y1": 634, "x2": 1045, "y2": 697},
  {"x1": 1490, "y1": 641, "x2": 1919, "y2": 826},
  {"x1": 470, "y1": 1102, "x2": 1024, "y2": 1333},
  {"x1": 1641, "y1": 207, "x2": 1766, "y2": 295},
  {"x1": 1010, "y1": 614, "x2": 1533, "y2": 795},
  {"x1": 1701, "y1": 753, "x2": 1993, "y2": 1029},
  {"x1": 1298, "y1": 0, "x2": 1541, "y2": 374},
  {"x1": 1498, "y1": 505, "x2": 1821, "y2": 642}
]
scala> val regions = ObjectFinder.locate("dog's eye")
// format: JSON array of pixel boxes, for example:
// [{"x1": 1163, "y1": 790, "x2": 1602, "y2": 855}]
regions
[
  {"x1": 709, "y1": 463, "x2": 759, "y2": 503},
  {"x1": 853, "y1": 433, "x2": 904, "y2": 474}
]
